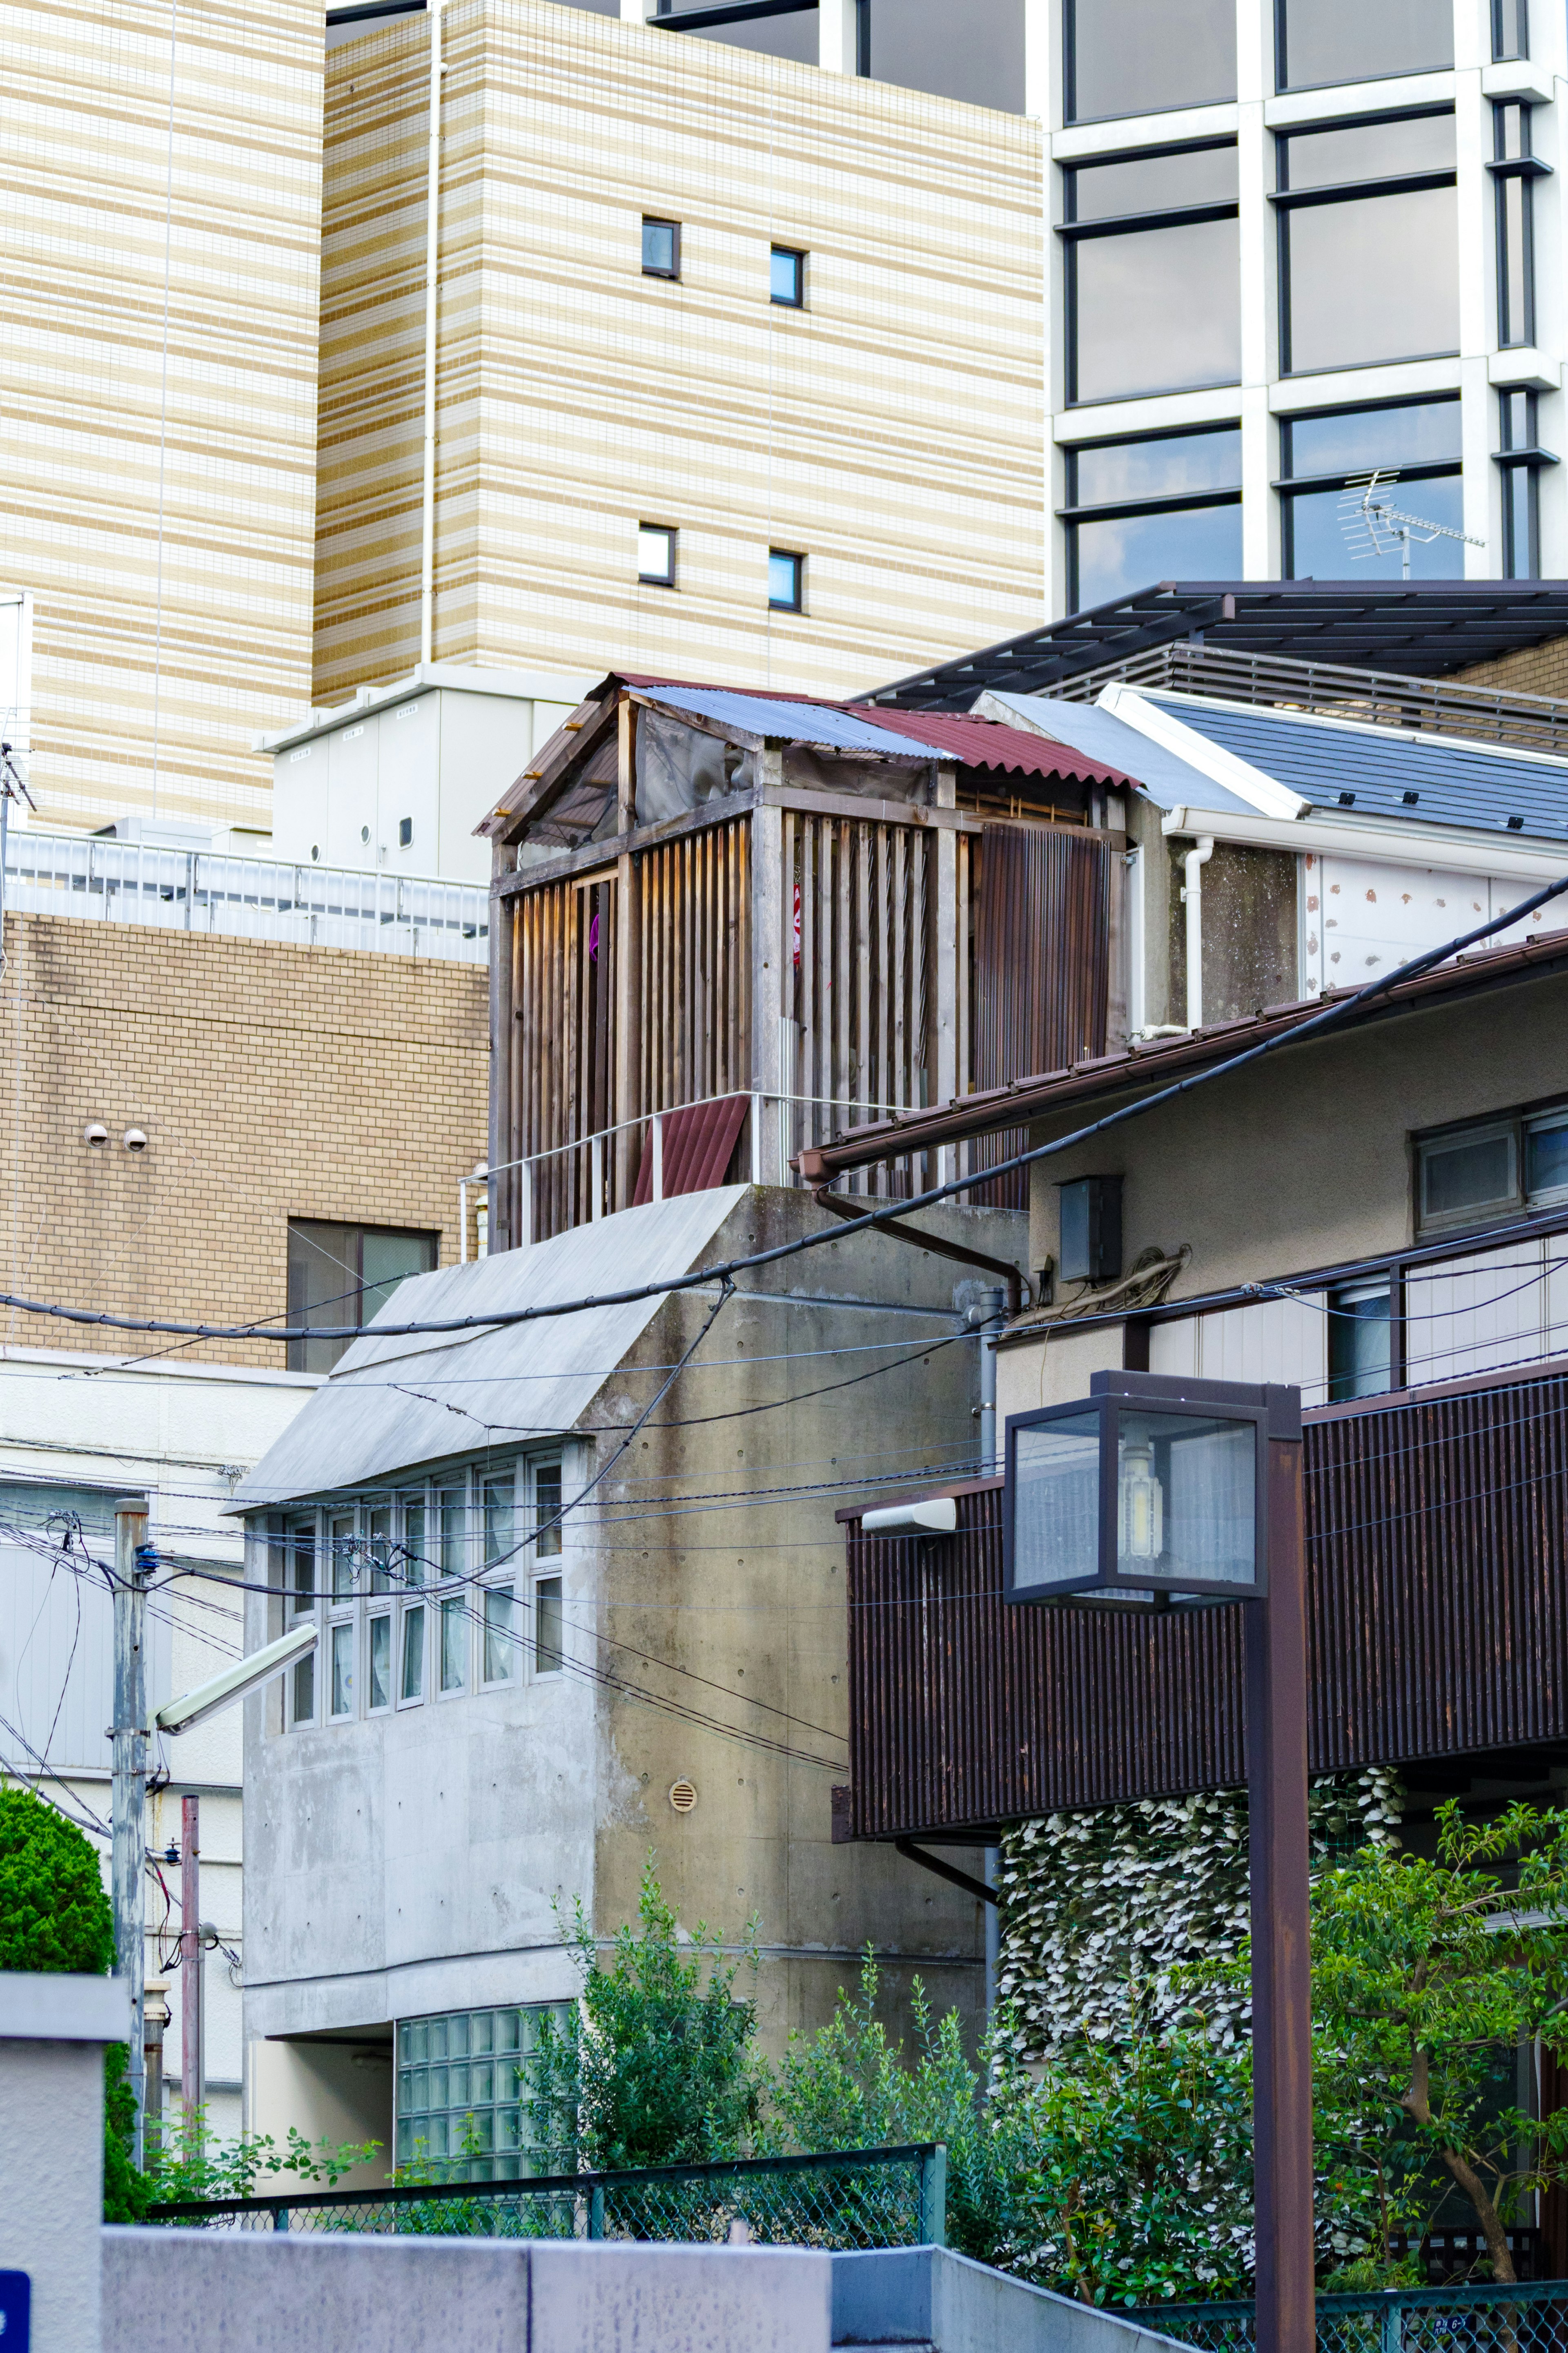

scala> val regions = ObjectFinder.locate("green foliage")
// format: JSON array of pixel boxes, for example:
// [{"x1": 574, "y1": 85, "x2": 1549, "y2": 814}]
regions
[
  {"x1": 0, "y1": 1784, "x2": 145, "y2": 2221},
  {"x1": 0, "y1": 1785, "x2": 115, "y2": 1974},
  {"x1": 1309, "y1": 1798, "x2": 1568, "y2": 2282},
  {"x1": 530, "y1": 1858, "x2": 769, "y2": 2171},
  {"x1": 148, "y1": 2115, "x2": 381, "y2": 2208}
]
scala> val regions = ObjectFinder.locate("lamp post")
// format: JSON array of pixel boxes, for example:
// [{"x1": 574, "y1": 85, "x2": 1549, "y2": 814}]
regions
[{"x1": 1003, "y1": 1370, "x2": 1312, "y2": 2353}]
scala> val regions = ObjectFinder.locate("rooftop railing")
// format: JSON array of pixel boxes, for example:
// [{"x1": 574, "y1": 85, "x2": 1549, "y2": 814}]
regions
[{"x1": 2, "y1": 832, "x2": 488, "y2": 963}]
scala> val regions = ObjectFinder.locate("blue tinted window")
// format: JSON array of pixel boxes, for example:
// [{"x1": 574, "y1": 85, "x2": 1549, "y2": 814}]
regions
[
  {"x1": 641, "y1": 218, "x2": 679, "y2": 278},
  {"x1": 1072, "y1": 428, "x2": 1241, "y2": 506},
  {"x1": 770, "y1": 246, "x2": 804, "y2": 306},
  {"x1": 768, "y1": 550, "x2": 803, "y2": 611},
  {"x1": 1071, "y1": 504, "x2": 1242, "y2": 611},
  {"x1": 1284, "y1": 399, "x2": 1461, "y2": 479},
  {"x1": 1328, "y1": 1283, "x2": 1391, "y2": 1404},
  {"x1": 1285, "y1": 473, "x2": 1464, "y2": 579}
]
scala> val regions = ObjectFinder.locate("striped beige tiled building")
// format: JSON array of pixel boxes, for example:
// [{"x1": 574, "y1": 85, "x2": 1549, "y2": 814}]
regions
[
  {"x1": 315, "y1": 0, "x2": 1046, "y2": 707},
  {"x1": 4, "y1": 0, "x2": 322, "y2": 833}
]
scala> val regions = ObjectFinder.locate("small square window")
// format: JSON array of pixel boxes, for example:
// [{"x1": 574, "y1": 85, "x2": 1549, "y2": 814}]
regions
[
  {"x1": 768, "y1": 549, "x2": 804, "y2": 612},
  {"x1": 536, "y1": 1576, "x2": 564, "y2": 1676},
  {"x1": 483, "y1": 1584, "x2": 517, "y2": 1683},
  {"x1": 1418, "y1": 1124, "x2": 1519, "y2": 1229},
  {"x1": 642, "y1": 217, "x2": 679, "y2": 279},
  {"x1": 770, "y1": 245, "x2": 805, "y2": 307},
  {"x1": 638, "y1": 524, "x2": 676, "y2": 587}
]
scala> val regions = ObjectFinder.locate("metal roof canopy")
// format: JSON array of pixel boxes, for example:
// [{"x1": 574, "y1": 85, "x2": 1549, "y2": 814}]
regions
[{"x1": 867, "y1": 582, "x2": 1568, "y2": 711}]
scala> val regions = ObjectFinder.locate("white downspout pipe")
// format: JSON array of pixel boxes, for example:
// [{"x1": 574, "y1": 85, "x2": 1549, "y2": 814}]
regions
[
  {"x1": 1183, "y1": 837, "x2": 1214, "y2": 1032},
  {"x1": 419, "y1": 0, "x2": 444, "y2": 667}
]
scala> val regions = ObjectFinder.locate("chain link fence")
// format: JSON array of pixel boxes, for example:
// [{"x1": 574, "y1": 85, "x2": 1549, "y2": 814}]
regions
[
  {"x1": 1138, "y1": 2280, "x2": 1568, "y2": 2353},
  {"x1": 145, "y1": 2143, "x2": 947, "y2": 2251}
]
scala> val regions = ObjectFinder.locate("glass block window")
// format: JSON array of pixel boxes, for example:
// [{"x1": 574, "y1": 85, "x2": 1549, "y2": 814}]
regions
[{"x1": 395, "y1": 2005, "x2": 572, "y2": 2180}]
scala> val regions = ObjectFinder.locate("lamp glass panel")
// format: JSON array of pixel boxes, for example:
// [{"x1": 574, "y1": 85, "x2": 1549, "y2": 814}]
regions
[
  {"x1": 1012, "y1": 1413, "x2": 1101, "y2": 1592},
  {"x1": 1116, "y1": 1410, "x2": 1257, "y2": 1588}
]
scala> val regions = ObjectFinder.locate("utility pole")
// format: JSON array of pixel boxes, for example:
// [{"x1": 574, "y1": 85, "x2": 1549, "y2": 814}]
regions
[
  {"x1": 110, "y1": 1494, "x2": 152, "y2": 2164},
  {"x1": 180, "y1": 1793, "x2": 204, "y2": 2138}
]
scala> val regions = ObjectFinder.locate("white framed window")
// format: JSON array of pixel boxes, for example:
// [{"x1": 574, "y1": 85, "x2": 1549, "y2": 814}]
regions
[
  {"x1": 290, "y1": 1642, "x2": 316, "y2": 1727},
  {"x1": 329, "y1": 1509, "x2": 357, "y2": 1604},
  {"x1": 531, "y1": 1459, "x2": 563, "y2": 1560},
  {"x1": 367, "y1": 1499, "x2": 394, "y2": 1595},
  {"x1": 638, "y1": 524, "x2": 677, "y2": 588},
  {"x1": 367, "y1": 1612, "x2": 393, "y2": 1712},
  {"x1": 436, "y1": 1483, "x2": 467, "y2": 1582},
  {"x1": 288, "y1": 1517, "x2": 315, "y2": 1617},
  {"x1": 329, "y1": 1618, "x2": 356, "y2": 1719},
  {"x1": 399, "y1": 1601, "x2": 427, "y2": 1706},
  {"x1": 535, "y1": 1575, "x2": 564, "y2": 1677},
  {"x1": 399, "y1": 1488, "x2": 428, "y2": 1588},
  {"x1": 439, "y1": 1593, "x2": 468, "y2": 1695},
  {"x1": 483, "y1": 1583, "x2": 517, "y2": 1685}
]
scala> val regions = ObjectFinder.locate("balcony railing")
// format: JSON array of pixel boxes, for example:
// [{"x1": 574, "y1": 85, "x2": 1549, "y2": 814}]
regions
[{"x1": 2, "y1": 831, "x2": 488, "y2": 963}]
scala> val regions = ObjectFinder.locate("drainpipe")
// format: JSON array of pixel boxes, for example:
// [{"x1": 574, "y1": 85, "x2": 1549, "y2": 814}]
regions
[
  {"x1": 1183, "y1": 836, "x2": 1214, "y2": 1032},
  {"x1": 419, "y1": 0, "x2": 444, "y2": 667},
  {"x1": 972, "y1": 1286, "x2": 1007, "y2": 1474}
]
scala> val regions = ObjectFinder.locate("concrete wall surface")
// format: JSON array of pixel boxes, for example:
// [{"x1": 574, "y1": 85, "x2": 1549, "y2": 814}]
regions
[
  {"x1": 831, "y1": 2247, "x2": 1182, "y2": 2353},
  {"x1": 102, "y1": 2231, "x2": 833, "y2": 2353},
  {"x1": 0, "y1": 2040, "x2": 105, "y2": 2353}
]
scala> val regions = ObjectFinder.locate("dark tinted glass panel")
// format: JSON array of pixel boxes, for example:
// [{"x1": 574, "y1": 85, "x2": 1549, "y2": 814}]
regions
[
  {"x1": 1498, "y1": 175, "x2": 1533, "y2": 345},
  {"x1": 1073, "y1": 504, "x2": 1243, "y2": 608},
  {"x1": 1073, "y1": 427, "x2": 1241, "y2": 505},
  {"x1": 680, "y1": 8, "x2": 818, "y2": 60},
  {"x1": 1279, "y1": 110, "x2": 1454, "y2": 190},
  {"x1": 361, "y1": 1228, "x2": 437, "y2": 1317},
  {"x1": 1070, "y1": 143, "x2": 1237, "y2": 221},
  {"x1": 1278, "y1": 0, "x2": 1453, "y2": 91},
  {"x1": 1285, "y1": 472, "x2": 1462, "y2": 578},
  {"x1": 1067, "y1": 0, "x2": 1235, "y2": 121},
  {"x1": 865, "y1": 0, "x2": 1024, "y2": 111},
  {"x1": 1072, "y1": 218, "x2": 1240, "y2": 401},
  {"x1": 1328, "y1": 1284, "x2": 1392, "y2": 1403},
  {"x1": 641, "y1": 219, "x2": 678, "y2": 277},
  {"x1": 1283, "y1": 398, "x2": 1461, "y2": 477},
  {"x1": 1283, "y1": 187, "x2": 1458, "y2": 371},
  {"x1": 1493, "y1": 0, "x2": 1528, "y2": 60},
  {"x1": 770, "y1": 247, "x2": 804, "y2": 306},
  {"x1": 1528, "y1": 1118, "x2": 1568, "y2": 1195},
  {"x1": 1502, "y1": 462, "x2": 1539, "y2": 579},
  {"x1": 1495, "y1": 100, "x2": 1530, "y2": 160},
  {"x1": 1421, "y1": 1130, "x2": 1517, "y2": 1220}
]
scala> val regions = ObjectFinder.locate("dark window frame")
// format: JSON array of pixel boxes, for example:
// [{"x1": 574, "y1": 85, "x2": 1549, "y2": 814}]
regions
[
  {"x1": 1060, "y1": 139, "x2": 1240, "y2": 408},
  {"x1": 1489, "y1": 103, "x2": 1549, "y2": 350},
  {"x1": 1275, "y1": 391, "x2": 1462, "y2": 577},
  {"x1": 768, "y1": 548, "x2": 805, "y2": 612},
  {"x1": 285, "y1": 1218, "x2": 439, "y2": 1374},
  {"x1": 770, "y1": 244, "x2": 806, "y2": 308},
  {"x1": 1492, "y1": 0, "x2": 1529, "y2": 61},
  {"x1": 1059, "y1": 422, "x2": 1242, "y2": 613},
  {"x1": 637, "y1": 522, "x2": 678, "y2": 588},
  {"x1": 1497, "y1": 388, "x2": 1558, "y2": 580},
  {"x1": 1416, "y1": 1097, "x2": 1568, "y2": 1240},
  {"x1": 1273, "y1": 108, "x2": 1458, "y2": 376},
  {"x1": 1274, "y1": 0, "x2": 1454, "y2": 95},
  {"x1": 641, "y1": 216, "x2": 681, "y2": 280}
]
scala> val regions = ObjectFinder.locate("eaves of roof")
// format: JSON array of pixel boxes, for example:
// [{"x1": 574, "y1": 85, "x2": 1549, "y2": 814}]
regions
[{"x1": 795, "y1": 925, "x2": 1568, "y2": 1181}]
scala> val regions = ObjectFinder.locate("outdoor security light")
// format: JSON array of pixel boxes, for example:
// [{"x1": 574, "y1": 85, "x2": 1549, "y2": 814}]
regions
[{"x1": 1003, "y1": 1371, "x2": 1298, "y2": 1609}]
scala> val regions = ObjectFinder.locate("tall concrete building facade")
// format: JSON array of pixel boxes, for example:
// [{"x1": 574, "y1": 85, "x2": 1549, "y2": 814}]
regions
[{"x1": 5, "y1": 0, "x2": 325, "y2": 834}]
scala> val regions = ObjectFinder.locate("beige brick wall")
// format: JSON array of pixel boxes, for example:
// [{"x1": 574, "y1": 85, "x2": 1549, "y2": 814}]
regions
[
  {"x1": 0, "y1": 915, "x2": 487, "y2": 1367},
  {"x1": 316, "y1": 0, "x2": 1045, "y2": 706},
  {"x1": 1452, "y1": 636, "x2": 1568, "y2": 703}
]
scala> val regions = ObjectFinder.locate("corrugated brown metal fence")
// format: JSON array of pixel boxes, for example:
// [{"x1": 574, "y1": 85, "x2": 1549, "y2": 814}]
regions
[{"x1": 842, "y1": 1365, "x2": 1568, "y2": 1838}]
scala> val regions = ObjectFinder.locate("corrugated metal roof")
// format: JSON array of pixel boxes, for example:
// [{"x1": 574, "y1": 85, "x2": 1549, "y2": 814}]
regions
[
  {"x1": 644, "y1": 688, "x2": 948, "y2": 762},
  {"x1": 229, "y1": 1189, "x2": 749, "y2": 1510},
  {"x1": 841, "y1": 703, "x2": 1130, "y2": 785},
  {"x1": 1154, "y1": 695, "x2": 1568, "y2": 839},
  {"x1": 986, "y1": 692, "x2": 1260, "y2": 815}
]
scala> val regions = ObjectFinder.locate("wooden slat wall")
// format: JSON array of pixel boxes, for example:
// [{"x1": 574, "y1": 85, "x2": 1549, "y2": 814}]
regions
[
  {"x1": 782, "y1": 810, "x2": 940, "y2": 1196},
  {"x1": 637, "y1": 819, "x2": 752, "y2": 1121}
]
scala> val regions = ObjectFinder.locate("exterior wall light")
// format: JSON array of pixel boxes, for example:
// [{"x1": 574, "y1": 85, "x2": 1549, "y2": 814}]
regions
[
  {"x1": 84, "y1": 1122, "x2": 109, "y2": 1146},
  {"x1": 1003, "y1": 1371, "x2": 1284, "y2": 1608},
  {"x1": 123, "y1": 1129, "x2": 149, "y2": 1153},
  {"x1": 1003, "y1": 1368, "x2": 1314, "y2": 2353}
]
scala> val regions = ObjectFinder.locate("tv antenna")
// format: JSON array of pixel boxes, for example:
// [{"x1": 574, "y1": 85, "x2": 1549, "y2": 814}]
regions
[{"x1": 1339, "y1": 470, "x2": 1484, "y2": 580}]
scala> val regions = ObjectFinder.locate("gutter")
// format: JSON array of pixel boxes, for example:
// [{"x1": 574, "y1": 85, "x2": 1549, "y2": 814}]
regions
[{"x1": 1160, "y1": 803, "x2": 1568, "y2": 882}]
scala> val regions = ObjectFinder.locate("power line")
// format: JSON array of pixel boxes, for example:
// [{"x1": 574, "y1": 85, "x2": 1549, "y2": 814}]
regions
[{"x1": 4, "y1": 877, "x2": 1566, "y2": 1350}]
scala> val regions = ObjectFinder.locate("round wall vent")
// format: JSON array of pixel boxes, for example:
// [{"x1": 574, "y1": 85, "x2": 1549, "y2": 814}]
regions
[{"x1": 668, "y1": 1779, "x2": 697, "y2": 1815}]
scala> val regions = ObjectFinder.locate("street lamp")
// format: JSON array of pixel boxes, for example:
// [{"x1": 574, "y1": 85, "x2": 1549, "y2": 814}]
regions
[{"x1": 1004, "y1": 1371, "x2": 1313, "y2": 2353}]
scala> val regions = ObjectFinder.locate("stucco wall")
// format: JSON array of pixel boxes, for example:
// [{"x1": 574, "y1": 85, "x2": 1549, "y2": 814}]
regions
[{"x1": 1026, "y1": 967, "x2": 1568, "y2": 1303}]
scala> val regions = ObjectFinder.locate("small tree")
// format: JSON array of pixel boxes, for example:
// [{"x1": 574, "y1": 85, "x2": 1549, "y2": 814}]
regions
[
  {"x1": 531, "y1": 1860, "x2": 768, "y2": 2171},
  {"x1": 0, "y1": 1784, "x2": 147, "y2": 2221},
  {"x1": 1312, "y1": 1798, "x2": 1568, "y2": 2282}
]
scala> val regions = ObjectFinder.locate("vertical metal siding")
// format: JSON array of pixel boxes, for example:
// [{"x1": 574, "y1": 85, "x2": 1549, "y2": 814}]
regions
[{"x1": 845, "y1": 1367, "x2": 1568, "y2": 1837}]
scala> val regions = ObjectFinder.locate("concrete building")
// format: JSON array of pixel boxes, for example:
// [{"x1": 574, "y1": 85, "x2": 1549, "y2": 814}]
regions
[
  {"x1": 5, "y1": 0, "x2": 323, "y2": 836},
  {"x1": 0, "y1": 876, "x2": 488, "y2": 2146}
]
